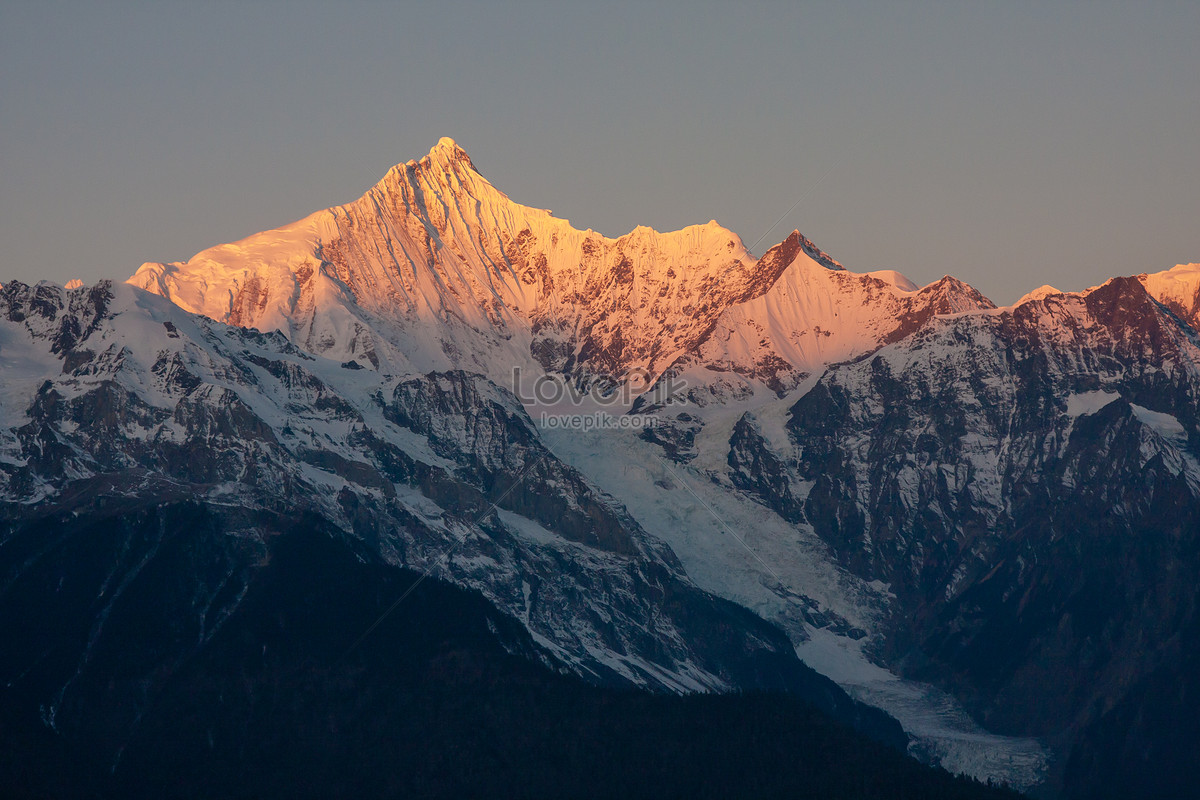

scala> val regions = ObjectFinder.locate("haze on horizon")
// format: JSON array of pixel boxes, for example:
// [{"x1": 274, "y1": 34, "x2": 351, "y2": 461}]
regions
[{"x1": 2, "y1": 1, "x2": 1198, "y2": 305}]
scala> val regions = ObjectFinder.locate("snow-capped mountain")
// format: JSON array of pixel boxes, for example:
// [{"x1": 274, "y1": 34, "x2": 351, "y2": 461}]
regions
[
  {"x1": 0, "y1": 276, "x2": 905, "y2": 771},
  {"x1": 128, "y1": 137, "x2": 763, "y2": 384},
  {"x1": 5, "y1": 138, "x2": 1200, "y2": 797},
  {"x1": 127, "y1": 137, "x2": 989, "y2": 398},
  {"x1": 0, "y1": 279, "x2": 871, "y2": 696}
]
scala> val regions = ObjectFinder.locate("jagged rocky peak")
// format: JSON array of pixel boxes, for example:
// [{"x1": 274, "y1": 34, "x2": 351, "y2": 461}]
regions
[
  {"x1": 1006, "y1": 265, "x2": 1200, "y2": 335},
  {"x1": 768, "y1": 229, "x2": 845, "y2": 273}
]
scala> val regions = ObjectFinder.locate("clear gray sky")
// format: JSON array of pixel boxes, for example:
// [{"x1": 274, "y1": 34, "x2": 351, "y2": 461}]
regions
[{"x1": 3, "y1": 1, "x2": 1198, "y2": 304}]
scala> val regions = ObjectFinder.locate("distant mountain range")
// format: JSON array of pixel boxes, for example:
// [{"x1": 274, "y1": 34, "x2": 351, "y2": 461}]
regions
[{"x1": 4, "y1": 138, "x2": 1199, "y2": 798}]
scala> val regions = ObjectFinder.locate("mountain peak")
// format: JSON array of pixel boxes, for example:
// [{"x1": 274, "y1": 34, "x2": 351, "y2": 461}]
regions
[
  {"x1": 1015, "y1": 284, "x2": 1063, "y2": 305},
  {"x1": 409, "y1": 135, "x2": 479, "y2": 174},
  {"x1": 127, "y1": 138, "x2": 998, "y2": 391}
]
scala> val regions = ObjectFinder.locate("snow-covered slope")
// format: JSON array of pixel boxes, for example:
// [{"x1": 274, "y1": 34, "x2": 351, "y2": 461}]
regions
[
  {"x1": 684, "y1": 233, "x2": 993, "y2": 395},
  {"x1": 0, "y1": 279, "x2": 835, "y2": 696},
  {"x1": 1014, "y1": 284, "x2": 1062, "y2": 305},
  {"x1": 539, "y1": 419, "x2": 1050, "y2": 787},
  {"x1": 1139, "y1": 262, "x2": 1200, "y2": 331}
]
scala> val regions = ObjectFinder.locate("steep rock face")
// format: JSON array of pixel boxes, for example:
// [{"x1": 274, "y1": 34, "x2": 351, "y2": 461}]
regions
[
  {"x1": 717, "y1": 277, "x2": 1200, "y2": 792},
  {"x1": 385, "y1": 371, "x2": 647, "y2": 556},
  {"x1": 0, "y1": 280, "x2": 844, "y2": 696},
  {"x1": 727, "y1": 412, "x2": 807, "y2": 523},
  {"x1": 786, "y1": 279, "x2": 1200, "y2": 590}
]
